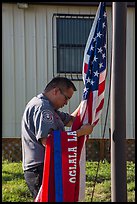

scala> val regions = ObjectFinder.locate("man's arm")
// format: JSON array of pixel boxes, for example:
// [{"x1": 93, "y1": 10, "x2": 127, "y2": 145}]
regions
[
  {"x1": 65, "y1": 103, "x2": 82, "y2": 127},
  {"x1": 40, "y1": 123, "x2": 94, "y2": 147},
  {"x1": 65, "y1": 115, "x2": 75, "y2": 127},
  {"x1": 39, "y1": 128, "x2": 53, "y2": 147}
]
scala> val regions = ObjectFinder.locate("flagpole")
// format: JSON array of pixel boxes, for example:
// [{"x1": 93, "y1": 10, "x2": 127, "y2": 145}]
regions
[{"x1": 111, "y1": 2, "x2": 127, "y2": 202}]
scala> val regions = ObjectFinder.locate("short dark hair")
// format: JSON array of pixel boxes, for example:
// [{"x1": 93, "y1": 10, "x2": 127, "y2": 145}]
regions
[{"x1": 44, "y1": 77, "x2": 77, "y2": 92}]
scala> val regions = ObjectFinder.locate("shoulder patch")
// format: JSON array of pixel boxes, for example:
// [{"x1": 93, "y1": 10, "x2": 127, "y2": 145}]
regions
[{"x1": 42, "y1": 110, "x2": 54, "y2": 124}]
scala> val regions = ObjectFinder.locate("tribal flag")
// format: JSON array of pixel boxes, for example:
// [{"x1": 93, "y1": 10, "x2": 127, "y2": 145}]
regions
[
  {"x1": 71, "y1": 2, "x2": 107, "y2": 201},
  {"x1": 35, "y1": 2, "x2": 107, "y2": 202},
  {"x1": 35, "y1": 130, "x2": 78, "y2": 202}
]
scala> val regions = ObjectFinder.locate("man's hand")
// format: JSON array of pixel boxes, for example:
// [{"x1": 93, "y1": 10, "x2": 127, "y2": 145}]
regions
[
  {"x1": 40, "y1": 137, "x2": 47, "y2": 147},
  {"x1": 76, "y1": 123, "x2": 94, "y2": 137}
]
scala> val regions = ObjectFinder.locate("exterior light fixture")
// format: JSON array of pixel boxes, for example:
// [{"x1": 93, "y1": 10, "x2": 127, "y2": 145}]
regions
[{"x1": 17, "y1": 3, "x2": 29, "y2": 9}]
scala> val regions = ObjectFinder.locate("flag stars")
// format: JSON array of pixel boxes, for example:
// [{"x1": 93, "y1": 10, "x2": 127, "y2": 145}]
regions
[
  {"x1": 83, "y1": 87, "x2": 89, "y2": 98},
  {"x1": 103, "y1": 12, "x2": 107, "y2": 18},
  {"x1": 97, "y1": 31, "x2": 102, "y2": 38},
  {"x1": 86, "y1": 77, "x2": 91, "y2": 83},
  {"x1": 83, "y1": 87, "x2": 87, "y2": 93},
  {"x1": 93, "y1": 37, "x2": 96, "y2": 42},
  {"x1": 91, "y1": 80, "x2": 95, "y2": 86},
  {"x1": 90, "y1": 45, "x2": 94, "y2": 51},
  {"x1": 99, "y1": 63, "x2": 103, "y2": 68},
  {"x1": 97, "y1": 47, "x2": 103, "y2": 53},
  {"x1": 103, "y1": 22, "x2": 106, "y2": 28},
  {"x1": 93, "y1": 56, "x2": 98, "y2": 62},
  {"x1": 93, "y1": 71, "x2": 99, "y2": 77},
  {"x1": 102, "y1": 53, "x2": 106, "y2": 59}
]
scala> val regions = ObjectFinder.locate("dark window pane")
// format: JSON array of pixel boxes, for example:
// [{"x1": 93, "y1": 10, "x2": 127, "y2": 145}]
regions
[
  {"x1": 56, "y1": 16, "x2": 94, "y2": 74},
  {"x1": 57, "y1": 47, "x2": 84, "y2": 73}
]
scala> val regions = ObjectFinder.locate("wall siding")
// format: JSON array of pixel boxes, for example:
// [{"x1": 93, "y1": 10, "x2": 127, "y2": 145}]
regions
[{"x1": 2, "y1": 3, "x2": 135, "y2": 139}]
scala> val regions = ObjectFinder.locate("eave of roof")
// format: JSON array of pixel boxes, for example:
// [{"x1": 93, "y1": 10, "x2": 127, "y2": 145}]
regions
[{"x1": 2, "y1": 2, "x2": 135, "y2": 7}]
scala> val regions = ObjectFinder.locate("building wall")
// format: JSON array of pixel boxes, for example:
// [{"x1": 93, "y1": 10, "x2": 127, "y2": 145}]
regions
[{"x1": 2, "y1": 3, "x2": 135, "y2": 139}]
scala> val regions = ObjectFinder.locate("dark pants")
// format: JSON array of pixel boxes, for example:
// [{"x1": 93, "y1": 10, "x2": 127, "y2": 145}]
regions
[{"x1": 24, "y1": 164, "x2": 44, "y2": 199}]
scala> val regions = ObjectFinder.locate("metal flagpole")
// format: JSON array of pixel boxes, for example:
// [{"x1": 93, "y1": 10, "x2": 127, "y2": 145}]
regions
[{"x1": 111, "y1": 2, "x2": 127, "y2": 202}]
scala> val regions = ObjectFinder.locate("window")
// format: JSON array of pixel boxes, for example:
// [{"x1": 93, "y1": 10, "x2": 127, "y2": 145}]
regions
[{"x1": 53, "y1": 14, "x2": 94, "y2": 80}]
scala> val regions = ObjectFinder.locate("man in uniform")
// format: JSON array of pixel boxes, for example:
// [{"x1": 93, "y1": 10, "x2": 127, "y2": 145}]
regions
[{"x1": 21, "y1": 76, "x2": 93, "y2": 199}]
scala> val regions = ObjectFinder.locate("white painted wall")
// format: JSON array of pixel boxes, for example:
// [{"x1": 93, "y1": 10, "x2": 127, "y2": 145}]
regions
[{"x1": 2, "y1": 3, "x2": 135, "y2": 139}]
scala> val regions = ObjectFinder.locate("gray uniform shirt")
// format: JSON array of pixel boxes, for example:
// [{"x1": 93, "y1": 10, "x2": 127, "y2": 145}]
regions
[{"x1": 21, "y1": 93, "x2": 72, "y2": 171}]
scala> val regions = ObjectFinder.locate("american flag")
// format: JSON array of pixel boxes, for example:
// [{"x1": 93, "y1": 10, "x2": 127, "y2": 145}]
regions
[
  {"x1": 71, "y1": 2, "x2": 107, "y2": 201},
  {"x1": 75, "y1": 2, "x2": 107, "y2": 128}
]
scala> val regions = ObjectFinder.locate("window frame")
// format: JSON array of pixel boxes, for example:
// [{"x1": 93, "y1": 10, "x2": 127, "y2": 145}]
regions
[{"x1": 52, "y1": 13, "x2": 95, "y2": 81}]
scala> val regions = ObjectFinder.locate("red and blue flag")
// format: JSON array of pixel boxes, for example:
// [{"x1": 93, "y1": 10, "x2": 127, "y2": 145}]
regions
[{"x1": 35, "y1": 130, "x2": 78, "y2": 202}]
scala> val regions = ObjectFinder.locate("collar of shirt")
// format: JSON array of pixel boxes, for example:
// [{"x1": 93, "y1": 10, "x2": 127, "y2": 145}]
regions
[{"x1": 37, "y1": 93, "x2": 56, "y2": 110}]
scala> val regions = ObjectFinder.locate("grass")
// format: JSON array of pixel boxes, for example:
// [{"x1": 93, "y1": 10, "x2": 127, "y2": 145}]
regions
[
  {"x1": 85, "y1": 160, "x2": 135, "y2": 202},
  {"x1": 2, "y1": 160, "x2": 135, "y2": 202},
  {"x1": 2, "y1": 160, "x2": 33, "y2": 202}
]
